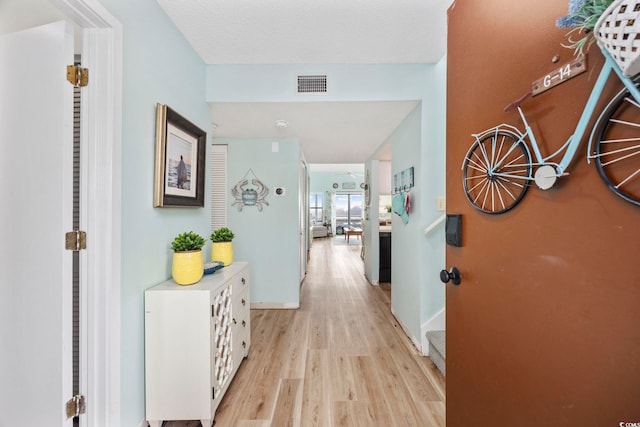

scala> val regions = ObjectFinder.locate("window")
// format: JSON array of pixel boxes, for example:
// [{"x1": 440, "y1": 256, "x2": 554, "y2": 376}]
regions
[
  {"x1": 335, "y1": 193, "x2": 363, "y2": 228},
  {"x1": 309, "y1": 192, "x2": 323, "y2": 223}
]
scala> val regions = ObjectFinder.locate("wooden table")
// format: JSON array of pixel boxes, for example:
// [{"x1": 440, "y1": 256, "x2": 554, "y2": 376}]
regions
[{"x1": 344, "y1": 227, "x2": 362, "y2": 243}]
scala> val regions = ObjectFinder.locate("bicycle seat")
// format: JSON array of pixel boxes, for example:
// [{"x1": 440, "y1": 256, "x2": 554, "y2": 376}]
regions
[{"x1": 504, "y1": 91, "x2": 532, "y2": 112}]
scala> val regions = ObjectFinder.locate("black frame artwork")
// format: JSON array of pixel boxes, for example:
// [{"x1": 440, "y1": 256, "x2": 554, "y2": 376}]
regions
[{"x1": 153, "y1": 104, "x2": 207, "y2": 207}]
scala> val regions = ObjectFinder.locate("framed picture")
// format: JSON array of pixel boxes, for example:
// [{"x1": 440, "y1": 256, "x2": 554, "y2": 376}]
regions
[{"x1": 154, "y1": 104, "x2": 207, "y2": 207}]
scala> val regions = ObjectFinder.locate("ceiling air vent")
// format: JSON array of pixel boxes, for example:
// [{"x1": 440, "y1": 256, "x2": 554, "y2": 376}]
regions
[{"x1": 297, "y1": 75, "x2": 327, "y2": 94}]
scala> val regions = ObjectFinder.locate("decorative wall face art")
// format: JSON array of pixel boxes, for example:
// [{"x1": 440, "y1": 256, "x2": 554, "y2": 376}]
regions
[{"x1": 231, "y1": 169, "x2": 269, "y2": 211}]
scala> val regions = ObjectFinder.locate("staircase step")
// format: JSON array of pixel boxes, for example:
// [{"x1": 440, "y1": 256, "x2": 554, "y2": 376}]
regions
[{"x1": 425, "y1": 330, "x2": 445, "y2": 376}]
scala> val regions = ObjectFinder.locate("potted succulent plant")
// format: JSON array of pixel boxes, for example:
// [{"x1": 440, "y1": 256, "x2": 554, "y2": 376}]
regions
[
  {"x1": 210, "y1": 227, "x2": 235, "y2": 266},
  {"x1": 171, "y1": 231, "x2": 206, "y2": 285}
]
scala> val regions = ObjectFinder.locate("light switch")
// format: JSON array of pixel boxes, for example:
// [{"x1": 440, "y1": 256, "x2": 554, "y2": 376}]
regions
[{"x1": 436, "y1": 197, "x2": 446, "y2": 212}]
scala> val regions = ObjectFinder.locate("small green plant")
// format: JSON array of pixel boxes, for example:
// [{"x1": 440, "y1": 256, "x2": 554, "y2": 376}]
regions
[
  {"x1": 557, "y1": 0, "x2": 614, "y2": 56},
  {"x1": 171, "y1": 231, "x2": 206, "y2": 252},
  {"x1": 210, "y1": 227, "x2": 234, "y2": 242}
]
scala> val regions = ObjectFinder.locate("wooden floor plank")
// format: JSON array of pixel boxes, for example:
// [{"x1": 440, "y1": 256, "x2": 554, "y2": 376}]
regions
[
  {"x1": 270, "y1": 379, "x2": 302, "y2": 427},
  {"x1": 330, "y1": 401, "x2": 372, "y2": 427},
  {"x1": 349, "y1": 355, "x2": 394, "y2": 426},
  {"x1": 164, "y1": 236, "x2": 445, "y2": 426},
  {"x1": 300, "y1": 350, "x2": 330, "y2": 427}
]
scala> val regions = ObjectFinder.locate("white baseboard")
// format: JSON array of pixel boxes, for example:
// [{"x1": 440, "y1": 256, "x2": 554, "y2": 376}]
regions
[
  {"x1": 390, "y1": 308, "x2": 423, "y2": 354},
  {"x1": 250, "y1": 302, "x2": 299, "y2": 309},
  {"x1": 421, "y1": 308, "x2": 445, "y2": 356}
]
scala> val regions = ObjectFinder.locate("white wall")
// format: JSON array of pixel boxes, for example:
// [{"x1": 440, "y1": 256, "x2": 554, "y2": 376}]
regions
[
  {"x1": 0, "y1": 0, "x2": 64, "y2": 35},
  {"x1": 363, "y1": 160, "x2": 380, "y2": 284},
  {"x1": 379, "y1": 161, "x2": 392, "y2": 195}
]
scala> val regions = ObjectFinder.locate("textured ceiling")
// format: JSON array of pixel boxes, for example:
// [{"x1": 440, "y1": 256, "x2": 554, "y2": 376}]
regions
[
  {"x1": 157, "y1": 0, "x2": 453, "y2": 165},
  {"x1": 156, "y1": 0, "x2": 452, "y2": 65}
]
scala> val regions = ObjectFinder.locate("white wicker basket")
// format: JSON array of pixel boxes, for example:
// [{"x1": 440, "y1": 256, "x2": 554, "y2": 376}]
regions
[{"x1": 595, "y1": 0, "x2": 640, "y2": 76}]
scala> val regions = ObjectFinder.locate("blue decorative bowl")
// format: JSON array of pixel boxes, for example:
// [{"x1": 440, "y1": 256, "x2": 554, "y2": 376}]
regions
[{"x1": 203, "y1": 261, "x2": 224, "y2": 275}]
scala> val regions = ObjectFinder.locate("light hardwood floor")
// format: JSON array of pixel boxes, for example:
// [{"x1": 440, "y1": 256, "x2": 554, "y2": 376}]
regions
[{"x1": 165, "y1": 236, "x2": 445, "y2": 427}]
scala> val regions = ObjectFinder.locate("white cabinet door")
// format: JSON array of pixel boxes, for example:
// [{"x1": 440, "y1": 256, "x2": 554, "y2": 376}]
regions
[
  {"x1": 232, "y1": 273, "x2": 250, "y2": 367},
  {"x1": 0, "y1": 21, "x2": 74, "y2": 426}
]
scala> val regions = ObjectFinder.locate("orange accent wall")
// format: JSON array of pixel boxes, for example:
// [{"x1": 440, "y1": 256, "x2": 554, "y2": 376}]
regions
[{"x1": 446, "y1": 1, "x2": 640, "y2": 425}]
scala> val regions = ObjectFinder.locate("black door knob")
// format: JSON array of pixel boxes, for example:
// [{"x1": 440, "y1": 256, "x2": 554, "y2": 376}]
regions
[{"x1": 440, "y1": 267, "x2": 461, "y2": 285}]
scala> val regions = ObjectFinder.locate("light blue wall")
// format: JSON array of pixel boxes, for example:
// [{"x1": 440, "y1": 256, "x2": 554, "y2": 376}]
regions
[
  {"x1": 390, "y1": 106, "x2": 424, "y2": 337},
  {"x1": 217, "y1": 138, "x2": 302, "y2": 306},
  {"x1": 367, "y1": 56, "x2": 447, "y2": 343},
  {"x1": 207, "y1": 64, "x2": 428, "y2": 102},
  {"x1": 207, "y1": 61, "x2": 447, "y2": 344},
  {"x1": 100, "y1": 0, "x2": 210, "y2": 425},
  {"x1": 420, "y1": 57, "x2": 447, "y2": 326}
]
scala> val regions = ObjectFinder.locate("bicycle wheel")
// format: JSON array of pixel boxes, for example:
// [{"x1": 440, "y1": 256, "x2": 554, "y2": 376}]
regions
[
  {"x1": 462, "y1": 131, "x2": 532, "y2": 214},
  {"x1": 593, "y1": 86, "x2": 640, "y2": 207}
]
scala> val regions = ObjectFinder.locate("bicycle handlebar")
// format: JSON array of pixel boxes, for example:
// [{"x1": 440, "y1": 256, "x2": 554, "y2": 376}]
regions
[{"x1": 504, "y1": 91, "x2": 532, "y2": 112}]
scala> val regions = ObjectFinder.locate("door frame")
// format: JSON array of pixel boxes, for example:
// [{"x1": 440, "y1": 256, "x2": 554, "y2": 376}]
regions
[
  {"x1": 52, "y1": 0, "x2": 123, "y2": 424},
  {"x1": 299, "y1": 159, "x2": 309, "y2": 283}
]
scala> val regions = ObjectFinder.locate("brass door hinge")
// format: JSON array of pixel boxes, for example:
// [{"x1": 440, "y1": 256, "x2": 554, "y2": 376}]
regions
[
  {"x1": 65, "y1": 231, "x2": 87, "y2": 251},
  {"x1": 66, "y1": 394, "x2": 86, "y2": 418},
  {"x1": 67, "y1": 65, "x2": 88, "y2": 87}
]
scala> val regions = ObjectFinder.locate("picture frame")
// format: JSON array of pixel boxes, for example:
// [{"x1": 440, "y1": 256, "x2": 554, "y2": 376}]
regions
[
  {"x1": 154, "y1": 104, "x2": 207, "y2": 207},
  {"x1": 393, "y1": 166, "x2": 414, "y2": 194}
]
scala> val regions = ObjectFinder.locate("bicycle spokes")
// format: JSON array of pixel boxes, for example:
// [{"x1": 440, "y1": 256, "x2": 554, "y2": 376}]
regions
[
  {"x1": 594, "y1": 94, "x2": 640, "y2": 206},
  {"x1": 463, "y1": 132, "x2": 532, "y2": 214}
]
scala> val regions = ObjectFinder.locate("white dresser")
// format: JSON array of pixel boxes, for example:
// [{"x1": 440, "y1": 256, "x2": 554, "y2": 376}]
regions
[{"x1": 144, "y1": 262, "x2": 250, "y2": 427}]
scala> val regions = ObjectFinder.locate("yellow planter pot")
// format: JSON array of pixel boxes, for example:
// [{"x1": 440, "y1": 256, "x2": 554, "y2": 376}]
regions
[
  {"x1": 172, "y1": 250, "x2": 204, "y2": 285},
  {"x1": 211, "y1": 241, "x2": 233, "y2": 266}
]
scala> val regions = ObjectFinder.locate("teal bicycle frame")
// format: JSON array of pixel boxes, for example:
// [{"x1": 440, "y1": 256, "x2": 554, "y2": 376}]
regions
[
  {"x1": 463, "y1": 44, "x2": 640, "y2": 214},
  {"x1": 516, "y1": 47, "x2": 640, "y2": 178}
]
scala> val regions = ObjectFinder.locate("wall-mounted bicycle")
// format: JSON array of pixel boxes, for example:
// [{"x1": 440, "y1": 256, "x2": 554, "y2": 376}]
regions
[{"x1": 462, "y1": 0, "x2": 640, "y2": 214}]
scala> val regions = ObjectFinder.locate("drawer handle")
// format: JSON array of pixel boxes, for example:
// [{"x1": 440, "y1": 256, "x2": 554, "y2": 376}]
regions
[
  {"x1": 232, "y1": 318, "x2": 237, "y2": 324},
  {"x1": 242, "y1": 320, "x2": 246, "y2": 327},
  {"x1": 241, "y1": 299, "x2": 246, "y2": 306},
  {"x1": 241, "y1": 277, "x2": 246, "y2": 285},
  {"x1": 242, "y1": 341, "x2": 246, "y2": 348}
]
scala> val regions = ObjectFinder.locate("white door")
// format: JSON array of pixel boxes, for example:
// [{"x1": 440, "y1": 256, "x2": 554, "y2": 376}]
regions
[{"x1": 0, "y1": 21, "x2": 74, "y2": 426}]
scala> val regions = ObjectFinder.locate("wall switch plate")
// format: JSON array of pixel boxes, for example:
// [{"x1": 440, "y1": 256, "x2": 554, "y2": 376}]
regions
[{"x1": 436, "y1": 197, "x2": 446, "y2": 211}]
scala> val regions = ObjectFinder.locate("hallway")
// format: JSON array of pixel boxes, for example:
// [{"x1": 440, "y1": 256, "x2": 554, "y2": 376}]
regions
[{"x1": 168, "y1": 236, "x2": 445, "y2": 426}]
